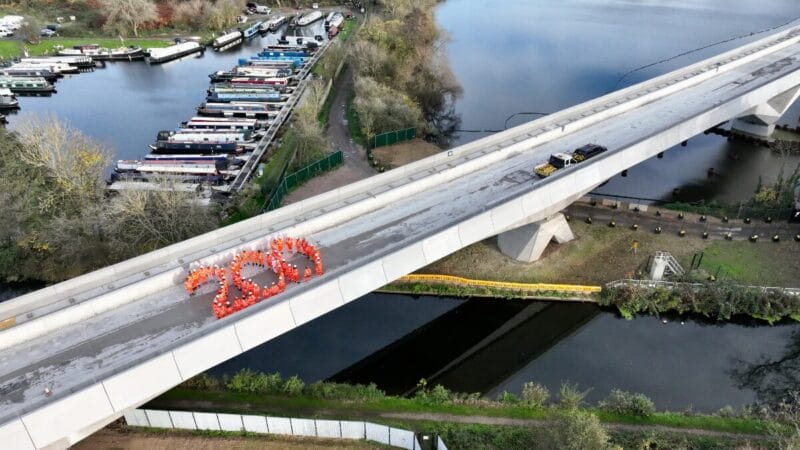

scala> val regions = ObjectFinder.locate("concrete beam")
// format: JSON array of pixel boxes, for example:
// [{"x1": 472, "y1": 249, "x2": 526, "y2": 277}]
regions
[
  {"x1": 732, "y1": 84, "x2": 800, "y2": 137},
  {"x1": 497, "y1": 213, "x2": 575, "y2": 262}
]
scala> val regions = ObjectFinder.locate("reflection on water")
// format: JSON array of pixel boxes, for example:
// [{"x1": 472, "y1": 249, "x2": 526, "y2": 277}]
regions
[
  {"x1": 210, "y1": 293, "x2": 799, "y2": 412},
  {"x1": 436, "y1": 0, "x2": 800, "y2": 203}
]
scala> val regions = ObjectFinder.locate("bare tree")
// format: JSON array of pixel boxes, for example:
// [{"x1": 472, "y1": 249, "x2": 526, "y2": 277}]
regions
[
  {"x1": 99, "y1": 0, "x2": 158, "y2": 37},
  {"x1": 13, "y1": 114, "x2": 109, "y2": 215},
  {"x1": 205, "y1": 0, "x2": 241, "y2": 30},
  {"x1": 102, "y1": 185, "x2": 218, "y2": 257}
]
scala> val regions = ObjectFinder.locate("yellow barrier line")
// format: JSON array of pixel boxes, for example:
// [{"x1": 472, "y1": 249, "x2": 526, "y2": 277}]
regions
[
  {"x1": 0, "y1": 317, "x2": 16, "y2": 331},
  {"x1": 397, "y1": 274, "x2": 601, "y2": 294}
]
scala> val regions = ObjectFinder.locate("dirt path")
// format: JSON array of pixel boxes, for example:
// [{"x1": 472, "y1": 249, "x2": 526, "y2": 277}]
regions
[
  {"x1": 76, "y1": 426, "x2": 383, "y2": 450},
  {"x1": 283, "y1": 64, "x2": 376, "y2": 205},
  {"x1": 379, "y1": 412, "x2": 766, "y2": 440}
]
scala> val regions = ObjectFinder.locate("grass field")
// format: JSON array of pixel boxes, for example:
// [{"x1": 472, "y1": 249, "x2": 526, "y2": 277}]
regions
[
  {"x1": 0, "y1": 38, "x2": 172, "y2": 60},
  {"x1": 423, "y1": 220, "x2": 800, "y2": 287}
]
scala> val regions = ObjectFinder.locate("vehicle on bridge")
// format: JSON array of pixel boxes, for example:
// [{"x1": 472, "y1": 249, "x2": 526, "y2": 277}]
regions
[
  {"x1": 534, "y1": 152, "x2": 575, "y2": 178},
  {"x1": 572, "y1": 143, "x2": 608, "y2": 162}
]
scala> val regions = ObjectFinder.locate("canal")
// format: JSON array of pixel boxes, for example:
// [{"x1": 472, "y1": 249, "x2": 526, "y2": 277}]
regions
[{"x1": 4, "y1": 1, "x2": 800, "y2": 413}]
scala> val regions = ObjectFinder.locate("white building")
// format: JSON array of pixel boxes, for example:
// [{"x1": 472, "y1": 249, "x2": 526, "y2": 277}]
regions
[{"x1": 0, "y1": 16, "x2": 24, "y2": 30}]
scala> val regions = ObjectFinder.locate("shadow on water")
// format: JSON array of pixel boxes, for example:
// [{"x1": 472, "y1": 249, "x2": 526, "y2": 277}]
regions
[{"x1": 328, "y1": 299, "x2": 598, "y2": 396}]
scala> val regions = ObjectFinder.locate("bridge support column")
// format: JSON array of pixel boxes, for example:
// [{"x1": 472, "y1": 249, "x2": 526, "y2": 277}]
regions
[
  {"x1": 497, "y1": 213, "x2": 575, "y2": 262},
  {"x1": 731, "y1": 85, "x2": 800, "y2": 138}
]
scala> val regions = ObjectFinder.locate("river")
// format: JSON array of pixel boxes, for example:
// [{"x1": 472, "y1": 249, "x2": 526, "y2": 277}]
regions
[{"x1": 4, "y1": 1, "x2": 800, "y2": 413}]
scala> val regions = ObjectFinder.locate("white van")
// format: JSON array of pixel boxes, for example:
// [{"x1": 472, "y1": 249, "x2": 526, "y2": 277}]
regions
[{"x1": 255, "y1": 5, "x2": 271, "y2": 14}]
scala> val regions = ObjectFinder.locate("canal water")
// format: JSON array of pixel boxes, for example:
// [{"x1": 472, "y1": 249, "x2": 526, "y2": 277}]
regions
[{"x1": 4, "y1": 1, "x2": 800, "y2": 413}]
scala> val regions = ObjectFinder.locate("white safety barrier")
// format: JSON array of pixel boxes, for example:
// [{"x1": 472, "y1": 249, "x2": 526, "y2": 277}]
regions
[{"x1": 124, "y1": 408, "x2": 447, "y2": 450}]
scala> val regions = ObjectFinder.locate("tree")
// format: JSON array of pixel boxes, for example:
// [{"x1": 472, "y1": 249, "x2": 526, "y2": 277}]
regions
[
  {"x1": 205, "y1": 0, "x2": 241, "y2": 30},
  {"x1": 99, "y1": 0, "x2": 158, "y2": 37},
  {"x1": 17, "y1": 18, "x2": 41, "y2": 44},
  {"x1": 102, "y1": 185, "x2": 218, "y2": 257}
]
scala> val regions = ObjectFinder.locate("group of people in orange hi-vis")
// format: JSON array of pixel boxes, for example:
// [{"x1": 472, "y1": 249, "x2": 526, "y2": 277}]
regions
[{"x1": 183, "y1": 235, "x2": 325, "y2": 320}]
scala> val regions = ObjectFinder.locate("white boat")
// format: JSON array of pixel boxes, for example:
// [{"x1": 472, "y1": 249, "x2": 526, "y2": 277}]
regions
[
  {"x1": 213, "y1": 30, "x2": 242, "y2": 49},
  {"x1": 0, "y1": 88, "x2": 18, "y2": 109},
  {"x1": 296, "y1": 10, "x2": 323, "y2": 27},
  {"x1": 243, "y1": 21, "x2": 263, "y2": 39},
  {"x1": 261, "y1": 15, "x2": 287, "y2": 32},
  {"x1": 20, "y1": 56, "x2": 94, "y2": 67},
  {"x1": 11, "y1": 62, "x2": 79, "y2": 74},
  {"x1": 148, "y1": 42, "x2": 204, "y2": 64},
  {"x1": 328, "y1": 13, "x2": 344, "y2": 29},
  {"x1": 57, "y1": 44, "x2": 144, "y2": 61}
]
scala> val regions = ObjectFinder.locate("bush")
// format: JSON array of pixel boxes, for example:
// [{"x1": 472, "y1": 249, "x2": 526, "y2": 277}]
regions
[
  {"x1": 181, "y1": 373, "x2": 219, "y2": 391},
  {"x1": 599, "y1": 389, "x2": 656, "y2": 418},
  {"x1": 540, "y1": 409, "x2": 611, "y2": 450},
  {"x1": 496, "y1": 391, "x2": 520, "y2": 405},
  {"x1": 521, "y1": 382, "x2": 550, "y2": 408},
  {"x1": 558, "y1": 381, "x2": 591, "y2": 410},
  {"x1": 282, "y1": 375, "x2": 305, "y2": 396}
]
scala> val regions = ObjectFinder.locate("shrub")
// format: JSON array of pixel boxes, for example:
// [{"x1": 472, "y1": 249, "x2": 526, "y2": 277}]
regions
[
  {"x1": 181, "y1": 373, "x2": 219, "y2": 391},
  {"x1": 496, "y1": 391, "x2": 520, "y2": 405},
  {"x1": 521, "y1": 382, "x2": 550, "y2": 408},
  {"x1": 429, "y1": 384, "x2": 453, "y2": 404},
  {"x1": 282, "y1": 375, "x2": 305, "y2": 396},
  {"x1": 540, "y1": 409, "x2": 611, "y2": 450},
  {"x1": 599, "y1": 389, "x2": 655, "y2": 418},
  {"x1": 558, "y1": 381, "x2": 591, "y2": 410}
]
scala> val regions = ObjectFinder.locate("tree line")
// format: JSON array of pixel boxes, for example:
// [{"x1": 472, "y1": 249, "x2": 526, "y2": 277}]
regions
[{"x1": 349, "y1": 0, "x2": 462, "y2": 143}]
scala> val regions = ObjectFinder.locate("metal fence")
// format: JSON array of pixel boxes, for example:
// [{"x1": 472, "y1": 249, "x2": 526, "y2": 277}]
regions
[
  {"x1": 369, "y1": 127, "x2": 416, "y2": 149},
  {"x1": 264, "y1": 151, "x2": 344, "y2": 211},
  {"x1": 606, "y1": 279, "x2": 800, "y2": 296},
  {"x1": 125, "y1": 409, "x2": 444, "y2": 450}
]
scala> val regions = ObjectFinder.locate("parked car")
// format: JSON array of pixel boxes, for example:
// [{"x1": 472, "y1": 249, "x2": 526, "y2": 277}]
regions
[
  {"x1": 0, "y1": 29, "x2": 13, "y2": 38},
  {"x1": 40, "y1": 28, "x2": 56, "y2": 37}
]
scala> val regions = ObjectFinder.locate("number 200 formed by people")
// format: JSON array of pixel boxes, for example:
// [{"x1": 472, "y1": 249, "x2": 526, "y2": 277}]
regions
[{"x1": 183, "y1": 237, "x2": 324, "y2": 319}]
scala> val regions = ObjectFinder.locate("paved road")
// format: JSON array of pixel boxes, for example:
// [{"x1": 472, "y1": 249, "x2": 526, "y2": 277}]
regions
[{"x1": 4, "y1": 27, "x2": 800, "y2": 442}]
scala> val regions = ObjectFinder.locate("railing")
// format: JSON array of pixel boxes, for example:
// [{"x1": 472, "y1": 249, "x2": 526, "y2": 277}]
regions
[
  {"x1": 228, "y1": 40, "x2": 335, "y2": 193},
  {"x1": 264, "y1": 151, "x2": 344, "y2": 211},
  {"x1": 397, "y1": 274, "x2": 601, "y2": 294},
  {"x1": 369, "y1": 127, "x2": 416, "y2": 149},
  {"x1": 606, "y1": 279, "x2": 800, "y2": 295}
]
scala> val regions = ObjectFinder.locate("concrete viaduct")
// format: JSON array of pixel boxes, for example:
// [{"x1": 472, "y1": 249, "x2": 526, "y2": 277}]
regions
[{"x1": 3, "y1": 24, "x2": 800, "y2": 449}]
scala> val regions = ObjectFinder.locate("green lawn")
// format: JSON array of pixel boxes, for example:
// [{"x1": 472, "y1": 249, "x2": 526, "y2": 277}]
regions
[
  {"x1": 338, "y1": 19, "x2": 357, "y2": 41},
  {"x1": 346, "y1": 93, "x2": 366, "y2": 147},
  {"x1": 0, "y1": 38, "x2": 173, "y2": 60}
]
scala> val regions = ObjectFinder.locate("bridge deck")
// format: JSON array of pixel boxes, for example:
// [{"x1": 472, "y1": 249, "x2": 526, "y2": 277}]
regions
[{"x1": 3, "y1": 26, "x2": 800, "y2": 448}]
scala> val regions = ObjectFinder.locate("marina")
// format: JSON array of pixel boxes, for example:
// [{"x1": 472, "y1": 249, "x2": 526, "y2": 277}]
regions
[{"x1": 108, "y1": 29, "x2": 334, "y2": 195}]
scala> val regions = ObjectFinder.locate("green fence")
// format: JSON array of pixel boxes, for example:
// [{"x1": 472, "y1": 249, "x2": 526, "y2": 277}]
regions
[
  {"x1": 368, "y1": 127, "x2": 416, "y2": 149},
  {"x1": 264, "y1": 151, "x2": 344, "y2": 212}
]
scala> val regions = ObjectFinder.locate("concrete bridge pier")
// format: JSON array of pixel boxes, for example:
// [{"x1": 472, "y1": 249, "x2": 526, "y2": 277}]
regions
[
  {"x1": 731, "y1": 85, "x2": 800, "y2": 138},
  {"x1": 497, "y1": 213, "x2": 575, "y2": 262}
]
